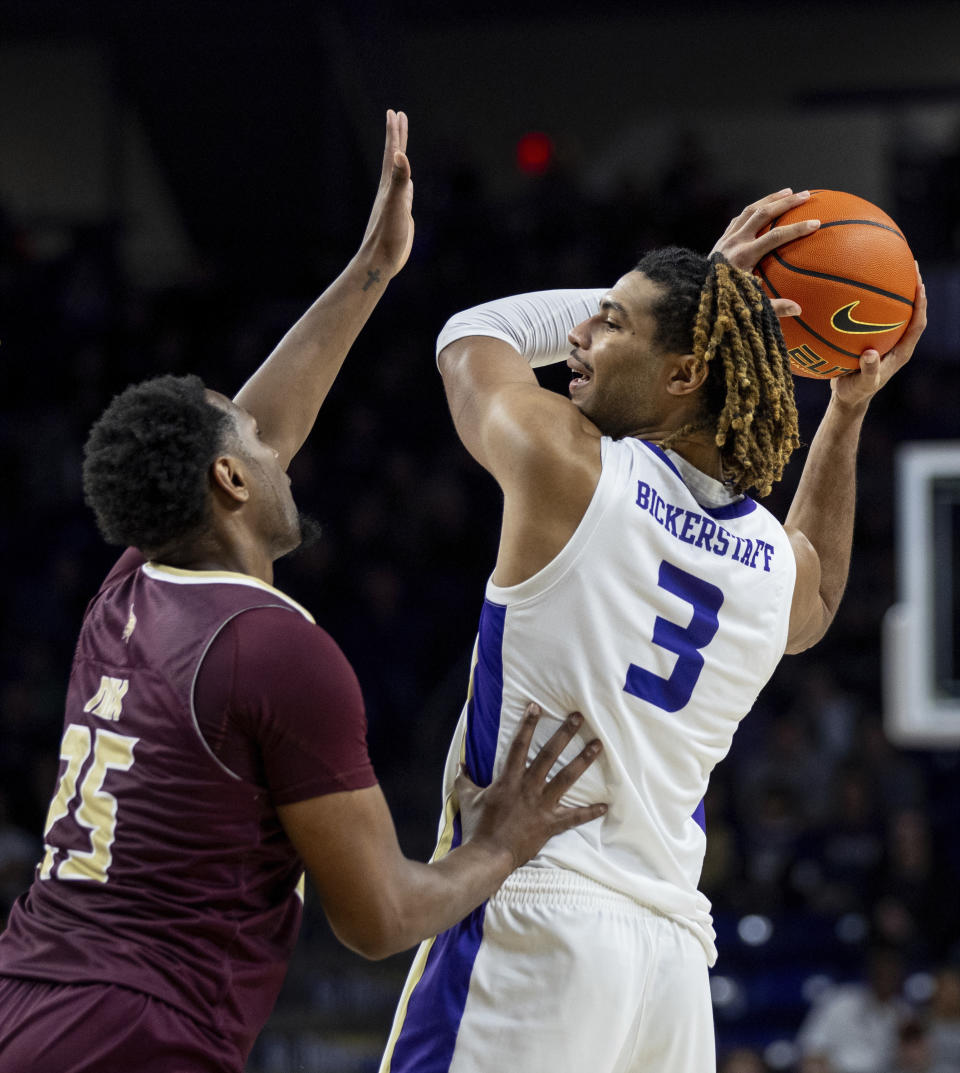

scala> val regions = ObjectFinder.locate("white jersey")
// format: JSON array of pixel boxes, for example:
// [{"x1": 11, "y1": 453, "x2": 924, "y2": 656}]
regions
[{"x1": 441, "y1": 436, "x2": 795, "y2": 964}]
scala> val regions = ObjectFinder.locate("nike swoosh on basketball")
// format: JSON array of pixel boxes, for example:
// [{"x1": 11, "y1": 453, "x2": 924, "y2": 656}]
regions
[{"x1": 830, "y1": 301, "x2": 906, "y2": 334}]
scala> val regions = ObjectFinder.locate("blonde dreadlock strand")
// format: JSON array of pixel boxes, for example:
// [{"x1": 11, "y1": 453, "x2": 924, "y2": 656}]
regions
[{"x1": 693, "y1": 258, "x2": 799, "y2": 497}]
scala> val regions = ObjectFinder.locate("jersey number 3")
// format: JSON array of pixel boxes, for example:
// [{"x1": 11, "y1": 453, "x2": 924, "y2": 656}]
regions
[
  {"x1": 39, "y1": 725, "x2": 138, "y2": 884},
  {"x1": 623, "y1": 561, "x2": 723, "y2": 713}
]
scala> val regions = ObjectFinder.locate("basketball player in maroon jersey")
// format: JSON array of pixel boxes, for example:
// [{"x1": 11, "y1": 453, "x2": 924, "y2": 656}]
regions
[{"x1": 0, "y1": 111, "x2": 605, "y2": 1073}]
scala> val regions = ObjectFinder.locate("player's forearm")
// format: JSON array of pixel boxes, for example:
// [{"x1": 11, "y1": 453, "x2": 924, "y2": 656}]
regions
[
  {"x1": 233, "y1": 245, "x2": 391, "y2": 470},
  {"x1": 413, "y1": 837, "x2": 514, "y2": 930},
  {"x1": 785, "y1": 394, "x2": 870, "y2": 620},
  {"x1": 338, "y1": 841, "x2": 513, "y2": 960}
]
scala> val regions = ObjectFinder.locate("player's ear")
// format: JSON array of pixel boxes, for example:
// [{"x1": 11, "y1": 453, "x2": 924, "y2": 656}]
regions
[
  {"x1": 210, "y1": 455, "x2": 250, "y2": 504},
  {"x1": 666, "y1": 353, "x2": 708, "y2": 396}
]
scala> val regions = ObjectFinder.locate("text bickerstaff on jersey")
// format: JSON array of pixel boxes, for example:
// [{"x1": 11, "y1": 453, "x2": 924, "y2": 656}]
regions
[{"x1": 635, "y1": 481, "x2": 775, "y2": 572}]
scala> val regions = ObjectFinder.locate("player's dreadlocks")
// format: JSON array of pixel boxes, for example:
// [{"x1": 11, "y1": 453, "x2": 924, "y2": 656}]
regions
[
  {"x1": 636, "y1": 247, "x2": 800, "y2": 498},
  {"x1": 83, "y1": 374, "x2": 235, "y2": 553}
]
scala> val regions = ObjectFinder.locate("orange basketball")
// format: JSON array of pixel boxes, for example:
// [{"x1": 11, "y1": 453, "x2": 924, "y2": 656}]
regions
[{"x1": 755, "y1": 190, "x2": 916, "y2": 379}]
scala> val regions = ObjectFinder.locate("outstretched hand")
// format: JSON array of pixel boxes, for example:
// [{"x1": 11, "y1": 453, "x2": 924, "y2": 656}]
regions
[
  {"x1": 832, "y1": 265, "x2": 926, "y2": 409},
  {"x1": 710, "y1": 188, "x2": 821, "y2": 319},
  {"x1": 459, "y1": 704, "x2": 606, "y2": 871},
  {"x1": 360, "y1": 109, "x2": 414, "y2": 277}
]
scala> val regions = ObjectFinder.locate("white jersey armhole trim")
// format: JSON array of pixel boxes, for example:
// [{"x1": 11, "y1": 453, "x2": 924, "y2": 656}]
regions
[
  {"x1": 771, "y1": 545, "x2": 797, "y2": 663},
  {"x1": 486, "y1": 435, "x2": 623, "y2": 606}
]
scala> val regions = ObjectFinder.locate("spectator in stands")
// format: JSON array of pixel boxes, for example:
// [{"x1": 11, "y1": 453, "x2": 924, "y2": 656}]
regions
[
  {"x1": 798, "y1": 1057, "x2": 834, "y2": 1073},
  {"x1": 796, "y1": 944, "x2": 910, "y2": 1073},
  {"x1": 887, "y1": 1018, "x2": 957, "y2": 1073},
  {"x1": 927, "y1": 966, "x2": 960, "y2": 1072},
  {"x1": 718, "y1": 1046, "x2": 769, "y2": 1073},
  {"x1": 872, "y1": 809, "x2": 948, "y2": 959},
  {"x1": 795, "y1": 762, "x2": 885, "y2": 917},
  {"x1": 738, "y1": 780, "x2": 805, "y2": 912}
]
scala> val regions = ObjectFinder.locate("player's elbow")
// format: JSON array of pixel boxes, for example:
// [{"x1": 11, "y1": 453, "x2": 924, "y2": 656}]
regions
[
  {"x1": 437, "y1": 339, "x2": 467, "y2": 380},
  {"x1": 336, "y1": 929, "x2": 398, "y2": 961},
  {"x1": 784, "y1": 632, "x2": 819, "y2": 656},
  {"x1": 784, "y1": 601, "x2": 834, "y2": 654},
  {"x1": 326, "y1": 899, "x2": 412, "y2": 961}
]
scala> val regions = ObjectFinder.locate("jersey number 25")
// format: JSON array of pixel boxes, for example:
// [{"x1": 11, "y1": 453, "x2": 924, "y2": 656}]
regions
[{"x1": 39, "y1": 725, "x2": 138, "y2": 884}]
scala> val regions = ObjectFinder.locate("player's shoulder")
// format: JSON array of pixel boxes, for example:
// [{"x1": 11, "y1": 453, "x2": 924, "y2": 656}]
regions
[
  {"x1": 221, "y1": 605, "x2": 354, "y2": 676},
  {"x1": 99, "y1": 547, "x2": 146, "y2": 591},
  {"x1": 225, "y1": 602, "x2": 327, "y2": 642},
  {"x1": 210, "y1": 606, "x2": 364, "y2": 719}
]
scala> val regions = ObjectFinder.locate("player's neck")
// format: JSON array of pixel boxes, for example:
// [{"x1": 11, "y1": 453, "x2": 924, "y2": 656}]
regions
[
  {"x1": 151, "y1": 533, "x2": 275, "y2": 585},
  {"x1": 651, "y1": 430, "x2": 725, "y2": 483}
]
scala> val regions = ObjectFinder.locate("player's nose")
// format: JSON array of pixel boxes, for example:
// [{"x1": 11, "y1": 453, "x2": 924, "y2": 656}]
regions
[{"x1": 568, "y1": 319, "x2": 589, "y2": 350}]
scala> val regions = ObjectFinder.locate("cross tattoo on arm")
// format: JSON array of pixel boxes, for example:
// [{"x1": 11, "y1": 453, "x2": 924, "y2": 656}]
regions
[{"x1": 362, "y1": 268, "x2": 381, "y2": 292}]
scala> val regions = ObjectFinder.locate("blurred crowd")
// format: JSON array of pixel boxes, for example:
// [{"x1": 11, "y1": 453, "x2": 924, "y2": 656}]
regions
[{"x1": 1, "y1": 131, "x2": 959, "y2": 1073}]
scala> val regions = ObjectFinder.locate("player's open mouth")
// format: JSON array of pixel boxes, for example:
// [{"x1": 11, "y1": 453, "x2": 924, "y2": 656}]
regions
[{"x1": 567, "y1": 357, "x2": 592, "y2": 391}]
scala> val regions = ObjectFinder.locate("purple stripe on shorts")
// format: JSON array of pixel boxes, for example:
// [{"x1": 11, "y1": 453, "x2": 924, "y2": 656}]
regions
[{"x1": 387, "y1": 899, "x2": 487, "y2": 1073}]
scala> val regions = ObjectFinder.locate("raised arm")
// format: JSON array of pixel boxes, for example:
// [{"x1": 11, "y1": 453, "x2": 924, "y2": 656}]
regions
[
  {"x1": 711, "y1": 188, "x2": 927, "y2": 652},
  {"x1": 233, "y1": 109, "x2": 414, "y2": 469},
  {"x1": 784, "y1": 273, "x2": 926, "y2": 652},
  {"x1": 278, "y1": 705, "x2": 605, "y2": 959},
  {"x1": 437, "y1": 290, "x2": 606, "y2": 584},
  {"x1": 437, "y1": 289, "x2": 604, "y2": 479}
]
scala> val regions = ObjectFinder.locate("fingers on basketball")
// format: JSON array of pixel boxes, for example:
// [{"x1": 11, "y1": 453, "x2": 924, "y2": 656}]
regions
[{"x1": 755, "y1": 190, "x2": 916, "y2": 380}]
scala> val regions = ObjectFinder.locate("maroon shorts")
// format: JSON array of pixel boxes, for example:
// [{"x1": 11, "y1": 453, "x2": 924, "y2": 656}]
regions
[{"x1": 0, "y1": 976, "x2": 241, "y2": 1073}]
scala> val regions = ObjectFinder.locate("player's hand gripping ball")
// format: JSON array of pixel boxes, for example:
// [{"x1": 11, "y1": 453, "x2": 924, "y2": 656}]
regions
[{"x1": 755, "y1": 190, "x2": 916, "y2": 379}]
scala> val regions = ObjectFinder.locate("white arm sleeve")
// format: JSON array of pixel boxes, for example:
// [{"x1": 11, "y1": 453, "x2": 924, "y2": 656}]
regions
[{"x1": 435, "y1": 289, "x2": 606, "y2": 369}]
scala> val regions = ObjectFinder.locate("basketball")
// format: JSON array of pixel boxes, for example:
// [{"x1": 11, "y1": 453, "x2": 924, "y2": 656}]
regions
[{"x1": 755, "y1": 190, "x2": 916, "y2": 379}]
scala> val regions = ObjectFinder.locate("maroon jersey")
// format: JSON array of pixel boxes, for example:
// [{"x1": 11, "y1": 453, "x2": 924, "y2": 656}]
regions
[{"x1": 0, "y1": 551, "x2": 376, "y2": 1061}]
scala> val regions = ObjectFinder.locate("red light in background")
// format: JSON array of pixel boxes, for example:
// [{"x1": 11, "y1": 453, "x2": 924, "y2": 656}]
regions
[{"x1": 515, "y1": 131, "x2": 553, "y2": 175}]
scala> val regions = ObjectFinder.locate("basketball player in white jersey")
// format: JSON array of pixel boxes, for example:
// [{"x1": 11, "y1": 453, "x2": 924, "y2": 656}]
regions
[{"x1": 379, "y1": 192, "x2": 926, "y2": 1073}]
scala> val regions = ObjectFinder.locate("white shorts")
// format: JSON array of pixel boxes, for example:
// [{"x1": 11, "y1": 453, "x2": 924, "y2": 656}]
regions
[{"x1": 379, "y1": 867, "x2": 715, "y2": 1073}]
